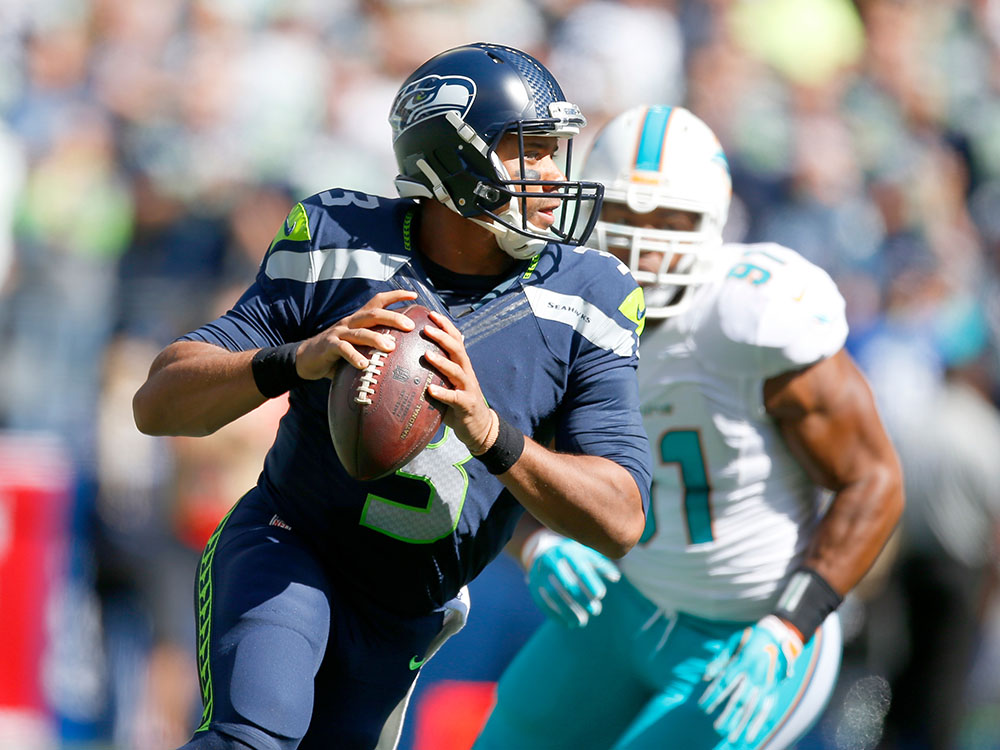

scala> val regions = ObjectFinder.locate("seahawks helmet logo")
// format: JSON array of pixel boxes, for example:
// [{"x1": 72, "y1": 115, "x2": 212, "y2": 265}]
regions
[{"x1": 390, "y1": 75, "x2": 476, "y2": 138}]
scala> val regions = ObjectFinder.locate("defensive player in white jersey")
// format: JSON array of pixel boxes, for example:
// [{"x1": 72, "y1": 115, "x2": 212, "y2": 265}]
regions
[{"x1": 474, "y1": 106, "x2": 904, "y2": 750}]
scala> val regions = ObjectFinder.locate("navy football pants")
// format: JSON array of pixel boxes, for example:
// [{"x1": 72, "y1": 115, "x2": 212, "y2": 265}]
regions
[{"x1": 179, "y1": 490, "x2": 446, "y2": 750}]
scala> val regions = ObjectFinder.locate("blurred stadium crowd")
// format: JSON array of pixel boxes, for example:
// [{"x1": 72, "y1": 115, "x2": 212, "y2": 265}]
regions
[{"x1": 0, "y1": 0, "x2": 999, "y2": 748}]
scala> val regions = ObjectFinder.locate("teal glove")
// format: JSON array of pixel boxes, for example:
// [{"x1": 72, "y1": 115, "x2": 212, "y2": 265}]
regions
[
  {"x1": 522, "y1": 529, "x2": 620, "y2": 628},
  {"x1": 698, "y1": 615, "x2": 803, "y2": 745}
]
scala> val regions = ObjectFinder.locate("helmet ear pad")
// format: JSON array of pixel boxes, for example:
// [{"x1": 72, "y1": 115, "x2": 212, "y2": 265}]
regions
[{"x1": 398, "y1": 117, "x2": 507, "y2": 218}]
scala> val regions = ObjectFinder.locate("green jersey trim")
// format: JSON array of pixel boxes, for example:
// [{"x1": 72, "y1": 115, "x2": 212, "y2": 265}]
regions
[{"x1": 194, "y1": 500, "x2": 240, "y2": 733}]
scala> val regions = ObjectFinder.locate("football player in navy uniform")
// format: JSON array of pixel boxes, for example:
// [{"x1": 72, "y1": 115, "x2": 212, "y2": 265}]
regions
[{"x1": 132, "y1": 43, "x2": 652, "y2": 750}]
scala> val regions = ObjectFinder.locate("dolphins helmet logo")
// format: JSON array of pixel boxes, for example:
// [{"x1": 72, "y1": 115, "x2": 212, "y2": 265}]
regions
[{"x1": 390, "y1": 75, "x2": 477, "y2": 139}]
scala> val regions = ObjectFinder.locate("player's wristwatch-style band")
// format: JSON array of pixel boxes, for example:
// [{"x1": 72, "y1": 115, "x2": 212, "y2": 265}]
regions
[
  {"x1": 773, "y1": 566, "x2": 843, "y2": 643},
  {"x1": 252, "y1": 342, "x2": 309, "y2": 398},
  {"x1": 474, "y1": 414, "x2": 524, "y2": 475}
]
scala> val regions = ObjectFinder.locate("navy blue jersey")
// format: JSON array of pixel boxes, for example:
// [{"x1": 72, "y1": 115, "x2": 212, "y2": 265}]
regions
[{"x1": 181, "y1": 188, "x2": 651, "y2": 615}]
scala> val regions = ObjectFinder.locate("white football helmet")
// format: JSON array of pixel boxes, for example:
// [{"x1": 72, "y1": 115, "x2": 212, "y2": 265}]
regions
[{"x1": 581, "y1": 106, "x2": 732, "y2": 317}]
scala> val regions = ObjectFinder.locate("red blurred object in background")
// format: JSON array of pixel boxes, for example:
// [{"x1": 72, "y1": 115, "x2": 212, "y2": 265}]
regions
[
  {"x1": 411, "y1": 680, "x2": 496, "y2": 750},
  {"x1": 0, "y1": 433, "x2": 71, "y2": 746}
]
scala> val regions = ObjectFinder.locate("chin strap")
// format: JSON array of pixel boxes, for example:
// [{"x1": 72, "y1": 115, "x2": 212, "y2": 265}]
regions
[
  {"x1": 468, "y1": 215, "x2": 548, "y2": 259},
  {"x1": 416, "y1": 159, "x2": 458, "y2": 209}
]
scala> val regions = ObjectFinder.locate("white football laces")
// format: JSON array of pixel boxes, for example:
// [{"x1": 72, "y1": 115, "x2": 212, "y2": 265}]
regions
[{"x1": 354, "y1": 335, "x2": 394, "y2": 405}]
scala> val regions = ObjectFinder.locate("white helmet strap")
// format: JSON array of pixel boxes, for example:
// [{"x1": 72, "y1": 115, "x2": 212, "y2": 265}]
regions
[{"x1": 469, "y1": 215, "x2": 547, "y2": 259}]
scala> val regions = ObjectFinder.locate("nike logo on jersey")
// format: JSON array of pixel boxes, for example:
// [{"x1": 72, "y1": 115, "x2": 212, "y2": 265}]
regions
[
  {"x1": 409, "y1": 655, "x2": 428, "y2": 670},
  {"x1": 792, "y1": 287, "x2": 833, "y2": 322},
  {"x1": 618, "y1": 286, "x2": 647, "y2": 337},
  {"x1": 269, "y1": 203, "x2": 310, "y2": 251}
]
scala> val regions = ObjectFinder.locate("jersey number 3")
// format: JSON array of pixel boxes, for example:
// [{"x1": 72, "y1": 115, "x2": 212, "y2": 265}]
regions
[
  {"x1": 359, "y1": 429, "x2": 472, "y2": 543},
  {"x1": 641, "y1": 429, "x2": 714, "y2": 545}
]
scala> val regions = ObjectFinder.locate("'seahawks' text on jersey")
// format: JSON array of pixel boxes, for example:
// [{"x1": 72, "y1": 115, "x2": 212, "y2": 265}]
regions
[
  {"x1": 620, "y1": 243, "x2": 848, "y2": 622},
  {"x1": 181, "y1": 188, "x2": 652, "y2": 615}
]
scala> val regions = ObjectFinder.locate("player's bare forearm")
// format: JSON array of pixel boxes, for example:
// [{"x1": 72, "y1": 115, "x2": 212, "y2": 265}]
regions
[
  {"x1": 765, "y1": 349, "x2": 904, "y2": 595},
  {"x1": 421, "y1": 310, "x2": 645, "y2": 557},
  {"x1": 133, "y1": 341, "x2": 266, "y2": 437},
  {"x1": 499, "y1": 443, "x2": 645, "y2": 560},
  {"x1": 134, "y1": 291, "x2": 418, "y2": 438},
  {"x1": 801, "y1": 461, "x2": 902, "y2": 595}
]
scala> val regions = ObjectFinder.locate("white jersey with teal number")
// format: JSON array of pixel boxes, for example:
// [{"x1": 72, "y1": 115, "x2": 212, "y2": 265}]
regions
[{"x1": 619, "y1": 242, "x2": 848, "y2": 622}]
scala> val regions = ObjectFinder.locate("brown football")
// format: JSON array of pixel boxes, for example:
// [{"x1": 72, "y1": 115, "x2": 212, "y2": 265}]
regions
[{"x1": 328, "y1": 304, "x2": 449, "y2": 481}]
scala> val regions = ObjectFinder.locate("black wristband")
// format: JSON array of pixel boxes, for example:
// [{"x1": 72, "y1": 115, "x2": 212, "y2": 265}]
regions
[
  {"x1": 475, "y1": 415, "x2": 524, "y2": 475},
  {"x1": 773, "y1": 566, "x2": 843, "y2": 642},
  {"x1": 251, "y1": 342, "x2": 308, "y2": 398}
]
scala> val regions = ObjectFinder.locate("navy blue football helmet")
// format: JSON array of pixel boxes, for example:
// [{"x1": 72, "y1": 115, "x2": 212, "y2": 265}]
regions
[{"x1": 390, "y1": 42, "x2": 604, "y2": 259}]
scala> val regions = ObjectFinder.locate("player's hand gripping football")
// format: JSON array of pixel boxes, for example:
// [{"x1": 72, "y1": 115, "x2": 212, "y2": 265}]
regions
[
  {"x1": 422, "y1": 311, "x2": 496, "y2": 454},
  {"x1": 296, "y1": 289, "x2": 419, "y2": 379},
  {"x1": 698, "y1": 615, "x2": 803, "y2": 746},
  {"x1": 523, "y1": 529, "x2": 621, "y2": 628}
]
